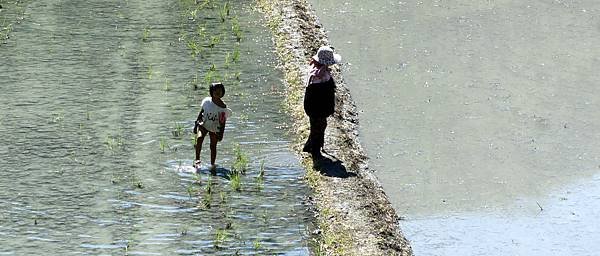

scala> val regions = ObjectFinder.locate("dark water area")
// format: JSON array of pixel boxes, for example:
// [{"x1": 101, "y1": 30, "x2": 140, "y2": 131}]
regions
[
  {"x1": 308, "y1": 0, "x2": 600, "y2": 255},
  {"x1": 0, "y1": 0, "x2": 310, "y2": 255}
]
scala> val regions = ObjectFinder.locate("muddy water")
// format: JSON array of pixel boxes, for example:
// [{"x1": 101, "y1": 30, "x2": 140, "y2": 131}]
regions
[
  {"x1": 0, "y1": 0, "x2": 310, "y2": 255},
  {"x1": 308, "y1": 0, "x2": 600, "y2": 254}
]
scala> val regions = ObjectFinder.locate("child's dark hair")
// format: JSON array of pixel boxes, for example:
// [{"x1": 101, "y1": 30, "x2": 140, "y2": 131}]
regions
[{"x1": 209, "y1": 82, "x2": 226, "y2": 97}]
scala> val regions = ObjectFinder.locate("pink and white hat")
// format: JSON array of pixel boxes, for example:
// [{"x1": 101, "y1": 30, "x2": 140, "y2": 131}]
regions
[{"x1": 312, "y1": 46, "x2": 342, "y2": 65}]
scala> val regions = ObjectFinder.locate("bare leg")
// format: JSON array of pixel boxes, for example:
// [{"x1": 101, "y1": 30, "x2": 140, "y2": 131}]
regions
[
  {"x1": 194, "y1": 127, "x2": 208, "y2": 166},
  {"x1": 209, "y1": 132, "x2": 218, "y2": 166}
]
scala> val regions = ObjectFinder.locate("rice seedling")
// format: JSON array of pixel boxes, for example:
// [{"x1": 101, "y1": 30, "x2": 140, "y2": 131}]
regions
[
  {"x1": 314, "y1": 244, "x2": 325, "y2": 256},
  {"x1": 172, "y1": 122, "x2": 185, "y2": 137},
  {"x1": 237, "y1": 112, "x2": 249, "y2": 122},
  {"x1": 256, "y1": 160, "x2": 265, "y2": 191},
  {"x1": 142, "y1": 26, "x2": 150, "y2": 41},
  {"x1": 190, "y1": 133, "x2": 198, "y2": 146},
  {"x1": 208, "y1": 35, "x2": 220, "y2": 49},
  {"x1": 147, "y1": 65, "x2": 153, "y2": 79},
  {"x1": 204, "y1": 70, "x2": 214, "y2": 85},
  {"x1": 193, "y1": 172, "x2": 202, "y2": 185},
  {"x1": 159, "y1": 137, "x2": 168, "y2": 153},
  {"x1": 261, "y1": 209, "x2": 269, "y2": 223},
  {"x1": 220, "y1": 191, "x2": 227, "y2": 204},
  {"x1": 196, "y1": 25, "x2": 207, "y2": 40},
  {"x1": 191, "y1": 73, "x2": 199, "y2": 90},
  {"x1": 231, "y1": 17, "x2": 242, "y2": 42},
  {"x1": 202, "y1": 196, "x2": 212, "y2": 209},
  {"x1": 198, "y1": 0, "x2": 214, "y2": 9},
  {"x1": 256, "y1": 180, "x2": 264, "y2": 192},
  {"x1": 253, "y1": 239, "x2": 262, "y2": 250},
  {"x1": 258, "y1": 160, "x2": 265, "y2": 179},
  {"x1": 232, "y1": 144, "x2": 249, "y2": 174},
  {"x1": 203, "y1": 177, "x2": 213, "y2": 208},
  {"x1": 51, "y1": 112, "x2": 65, "y2": 123},
  {"x1": 188, "y1": 8, "x2": 198, "y2": 20},
  {"x1": 205, "y1": 176, "x2": 213, "y2": 195},
  {"x1": 0, "y1": 23, "x2": 13, "y2": 42},
  {"x1": 204, "y1": 70, "x2": 221, "y2": 85},
  {"x1": 179, "y1": 226, "x2": 189, "y2": 236},
  {"x1": 187, "y1": 39, "x2": 202, "y2": 58},
  {"x1": 219, "y1": 2, "x2": 230, "y2": 22},
  {"x1": 163, "y1": 76, "x2": 171, "y2": 91},
  {"x1": 224, "y1": 52, "x2": 231, "y2": 68},
  {"x1": 131, "y1": 175, "x2": 144, "y2": 189},
  {"x1": 214, "y1": 228, "x2": 227, "y2": 248},
  {"x1": 186, "y1": 184, "x2": 198, "y2": 198},
  {"x1": 105, "y1": 135, "x2": 124, "y2": 151},
  {"x1": 232, "y1": 46, "x2": 240, "y2": 62},
  {"x1": 230, "y1": 172, "x2": 241, "y2": 192}
]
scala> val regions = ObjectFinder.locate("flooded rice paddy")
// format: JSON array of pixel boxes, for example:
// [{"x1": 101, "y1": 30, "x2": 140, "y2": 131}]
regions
[
  {"x1": 0, "y1": 0, "x2": 311, "y2": 255},
  {"x1": 309, "y1": 0, "x2": 600, "y2": 255}
]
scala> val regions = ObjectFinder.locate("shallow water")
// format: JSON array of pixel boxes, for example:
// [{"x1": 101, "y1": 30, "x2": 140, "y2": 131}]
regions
[
  {"x1": 404, "y1": 175, "x2": 600, "y2": 256},
  {"x1": 308, "y1": 0, "x2": 600, "y2": 254},
  {"x1": 0, "y1": 0, "x2": 310, "y2": 255}
]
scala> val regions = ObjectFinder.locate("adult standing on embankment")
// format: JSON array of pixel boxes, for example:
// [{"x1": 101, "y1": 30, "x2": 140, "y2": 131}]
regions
[{"x1": 302, "y1": 46, "x2": 340, "y2": 159}]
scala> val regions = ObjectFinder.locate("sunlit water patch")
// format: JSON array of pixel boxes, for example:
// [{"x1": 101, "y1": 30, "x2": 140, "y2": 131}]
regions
[{"x1": 403, "y1": 174, "x2": 600, "y2": 255}]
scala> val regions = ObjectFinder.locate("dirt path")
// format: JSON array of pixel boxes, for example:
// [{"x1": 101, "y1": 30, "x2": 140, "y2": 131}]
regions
[{"x1": 256, "y1": 0, "x2": 412, "y2": 255}]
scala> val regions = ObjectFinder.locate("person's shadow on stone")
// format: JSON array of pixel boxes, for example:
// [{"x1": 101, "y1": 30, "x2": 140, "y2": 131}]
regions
[{"x1": 312, "y1": 152, "x2": 357, "y2": 178}]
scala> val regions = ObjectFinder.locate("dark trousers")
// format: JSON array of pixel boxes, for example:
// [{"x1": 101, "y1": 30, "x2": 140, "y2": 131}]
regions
[{"x1": 303, "y1": 116, "x2": 327, "y2": 155}]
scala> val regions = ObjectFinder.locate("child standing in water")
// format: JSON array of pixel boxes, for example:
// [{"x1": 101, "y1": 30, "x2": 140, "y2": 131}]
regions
[
  {"x1": 303, "y1": 46, "x2": 341, "y2": 158},
  {"x1": 194, "y1": 82, "x2": 232, "y2": 173}
]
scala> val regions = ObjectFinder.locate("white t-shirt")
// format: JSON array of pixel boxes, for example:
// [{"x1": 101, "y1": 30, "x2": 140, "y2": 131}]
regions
[{"x1": 199, "y1": 97, "x2": 232, "y2": 133}]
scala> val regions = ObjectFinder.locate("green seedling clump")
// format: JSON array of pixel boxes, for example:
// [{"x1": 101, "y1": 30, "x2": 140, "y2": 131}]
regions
[
  {"x1": 105, "y1": 134, "x2": 124, "y2": 151},
  {"x1": 232, "y1": 46, "x2": 240, "y2": 62},
  {"x1": 253, "y1": 239, "x2": 262, "y2": 250},
  {"x1": 219, "y1": 2, "x2": 230, "y2": 22},
  {"x1": 232, "y1": 144, "x2": 249, "y2": 174},
  {"x1": 230, "y1": 172, "x2": 241, "y2": 192},
  {"x1": 214, "y1": 228, "x2": 227, "y2": 248},
  {"x1": 172, "y1": 122, "x2": 185, "y2": 137},
  {"x1": 231, "y1": 17, "x2": 242, "y2": 42},
  {"x1": 142, "y1": 26, "x2": 150, "y2": 41},
  {"x1": 159, "y1": 137, "x2": 168, "y2": 153},
  {"x1": 258, "y1": 160, "x2": 265, "y2": 179}
]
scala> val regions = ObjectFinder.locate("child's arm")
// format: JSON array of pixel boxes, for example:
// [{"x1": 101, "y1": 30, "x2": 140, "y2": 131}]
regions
[
  {"x1": 216, "y1": 109, "x2": 230, "y2": 142},
  {"x1": 216, "y1": 121, "x2": 226, "y2": 142},
  {"x1": 193, "y1": 109, "x2": 203, "y2": 134}
]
